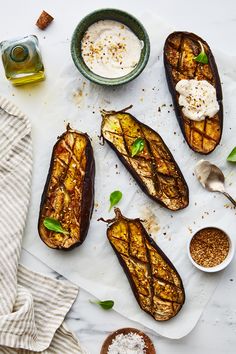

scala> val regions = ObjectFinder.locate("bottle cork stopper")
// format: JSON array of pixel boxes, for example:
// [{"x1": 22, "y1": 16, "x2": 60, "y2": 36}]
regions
[{"x1": 36, "y1": 10, "x2": 54, "y2": 30}]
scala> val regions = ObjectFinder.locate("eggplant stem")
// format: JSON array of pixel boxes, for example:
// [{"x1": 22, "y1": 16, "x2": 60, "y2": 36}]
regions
[
  {"x1": 98, "y1": 131, "x2": 105, "y2": 146},
  {"x1": 198, "y1": 40, "x2": 205, "y2": 54},
  {"x1": 66, "y1": 122, "x2": 73, "y2": 131},
  {"x1": 98, "y1": 208, "x2": 124, "y2": 224},
  {"x1": 113, "y1": 207, "x2": 123, "y2": 219},
  {"x1": 101, "y1": 104, "x2": 133, "y2": 116},
  {"x1": 97, "y1": 216, "x2": 116, "y2": 224},
  {"x1": 98, "y1": 208, "x2": 144, "y2": 225}
]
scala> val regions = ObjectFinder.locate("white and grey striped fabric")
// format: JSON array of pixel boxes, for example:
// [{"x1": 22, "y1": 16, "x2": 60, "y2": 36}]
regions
[{"x1": 0, "y1": 97, "x2": 83, "y2": 353}]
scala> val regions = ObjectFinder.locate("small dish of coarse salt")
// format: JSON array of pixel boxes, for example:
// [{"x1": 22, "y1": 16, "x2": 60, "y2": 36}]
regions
[{"x1": 100, "y1": 327, "x2": 156, "y2": 354}]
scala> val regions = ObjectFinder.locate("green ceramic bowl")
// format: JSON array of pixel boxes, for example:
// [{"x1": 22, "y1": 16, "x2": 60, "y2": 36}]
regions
[{"x1": 71, "y1": 8, "x2": 150, "y2": 86}]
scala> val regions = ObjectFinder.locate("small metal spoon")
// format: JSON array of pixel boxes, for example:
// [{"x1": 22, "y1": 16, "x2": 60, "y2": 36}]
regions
[{"x1": 195, "y1": 159, "x2": 236, "y2": 207}]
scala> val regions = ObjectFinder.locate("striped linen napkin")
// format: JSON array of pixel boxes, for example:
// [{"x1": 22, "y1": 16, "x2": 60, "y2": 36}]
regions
[{"x1": 0, "y1": 97, "x2": 83, "y2": 353}]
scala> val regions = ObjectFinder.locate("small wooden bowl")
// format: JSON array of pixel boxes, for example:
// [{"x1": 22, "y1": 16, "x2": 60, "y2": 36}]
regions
[{"x1": 100, "y1": 327, "x2": 156, "y2": 354}]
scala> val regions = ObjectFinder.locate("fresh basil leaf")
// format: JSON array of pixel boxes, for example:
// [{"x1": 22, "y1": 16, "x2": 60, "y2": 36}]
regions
[
  {"x1": 90, "y1": 299, "x2": 114, "y2": 310},
  {"x1": 43, "y1": 217, "x2": 69, "y2": 235},
  {"x1": 109, "y1": 190, "x2": 122, "y2": 211},
  {"x1": 194, "y1": 41, "x2": 208, "y2": 64},
  {"x1": 194, "y1": 52, "x2": 208, "y2": 64},
  {"x1": 227, "y1": 147, "x2": 236, "y2": 162},
  {"x1": 131, "y1": 138, "x2": 145, "y2": 157}
]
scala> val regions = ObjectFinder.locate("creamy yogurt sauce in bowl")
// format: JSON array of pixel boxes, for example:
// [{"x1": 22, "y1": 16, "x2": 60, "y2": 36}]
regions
[
  {"x1": 71, "y1": 9, "x2": 150, "y2": 86},
  {"x1": 81, "y1": 20, "x2": 143, "y2": 78}
]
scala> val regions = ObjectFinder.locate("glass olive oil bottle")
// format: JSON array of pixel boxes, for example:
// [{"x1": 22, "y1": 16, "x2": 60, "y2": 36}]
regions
[{"x1": 0, "y1": 35, "x2": 45, "y2": 86}]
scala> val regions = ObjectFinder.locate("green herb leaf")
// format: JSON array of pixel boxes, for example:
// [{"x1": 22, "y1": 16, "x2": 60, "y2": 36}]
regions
[
  {"x1": 43, "y1": 217, "x2": 69, "y2": 235},
  {"x1": 131, "y1": 138, "x2": 145, "y2": 157},
  {"x1": 193, "y1": 41, "x2": 208, "y2": 64},
  {"x1": 109, "y1": 190, "x2": 122, "y2": 211},
  {"x1": 227, "y1": 147, "x2": 236, "y2": 162},
  {"x1": 89, "y1": 299, "x2": 114, "y2": 310}
]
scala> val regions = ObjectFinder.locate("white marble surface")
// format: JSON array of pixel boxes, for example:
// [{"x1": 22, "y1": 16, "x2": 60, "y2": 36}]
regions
[
  {"x1": 1, "y1": 0, "x2": 236, "y2": 353},
  {"x1": 20, "y1": 249, "x2": 236, "y2": 354}
]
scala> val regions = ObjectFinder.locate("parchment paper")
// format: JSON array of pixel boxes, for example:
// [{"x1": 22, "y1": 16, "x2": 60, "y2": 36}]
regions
[{"x1": 22, "y1": 15, "x2": 236, "y2": 338}]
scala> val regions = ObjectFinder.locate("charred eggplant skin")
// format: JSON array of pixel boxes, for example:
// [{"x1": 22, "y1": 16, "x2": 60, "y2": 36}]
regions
[
  {"x1": 105, "y1": 209, "x2": 185, "y2": 321},
  {"x1": 101, "y1": 108, "x2": 189, "y2": 211},
  {"x1": 164, "y1": 31, "x2": 223, "y2": 154},
  {"x1": 38, "y1": 126, "x2": 95, "y2": 250}
]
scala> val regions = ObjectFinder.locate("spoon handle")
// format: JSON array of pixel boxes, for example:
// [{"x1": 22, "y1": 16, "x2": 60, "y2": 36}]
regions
[{"x1": 222, "y1": 191, "x2": 236, "y2": 208}]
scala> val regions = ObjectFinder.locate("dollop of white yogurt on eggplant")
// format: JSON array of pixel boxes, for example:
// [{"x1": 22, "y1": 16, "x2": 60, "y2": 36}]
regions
[{"x1": 175, "y1": 79, "x2": 219, "y2": 121}]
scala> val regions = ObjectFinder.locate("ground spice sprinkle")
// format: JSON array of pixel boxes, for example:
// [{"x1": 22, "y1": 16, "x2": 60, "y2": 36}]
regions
[{"x1": 190, "y1": 227, "x2": 230, "y2": 268}]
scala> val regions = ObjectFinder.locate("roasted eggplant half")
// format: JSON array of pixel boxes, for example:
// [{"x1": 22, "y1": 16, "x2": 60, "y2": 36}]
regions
[
  {"x1": 101, "y1": 107, "x2": 189, "y2": 211},
  {"x1": 38, "y1": 125, "x2": 95, "y2": 250},
  {"x1": 103, "y1": 208, "x2": 185, "y2": 321},
  {"x1": 164, "y1": 31, "x2": 223, "y2": 154}
]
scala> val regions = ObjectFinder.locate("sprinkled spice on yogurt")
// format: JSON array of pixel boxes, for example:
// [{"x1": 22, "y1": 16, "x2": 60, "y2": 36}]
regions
[
  {"x1": 81, "y1": 20, "x2": 143, "y2": 78},
  {"x1": 107, "y1": 332, "x2": 146, "y2": 354},
  {"x1": 175, "y1": 79, "x2": 219, "y2": 121}
]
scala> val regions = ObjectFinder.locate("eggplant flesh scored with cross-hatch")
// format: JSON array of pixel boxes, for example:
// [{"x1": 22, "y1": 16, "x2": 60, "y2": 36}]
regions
[
  {"x1": 164, "y1": 31, "x2": 223, "y2": 154},
  {"x1": 105, "y1": 208, "x2": 185, "y2": 321},
  {"x1": 38, "y1": 125, "x2": 95, "y2": 250},
  {"x1": 101, "y1": 107, "x2": 189, "y2": 211}
]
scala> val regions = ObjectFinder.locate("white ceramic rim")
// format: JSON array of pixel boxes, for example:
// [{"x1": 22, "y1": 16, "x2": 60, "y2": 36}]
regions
[{"x1": 187, "y1": 227, "x2": 235, "y2": 273}]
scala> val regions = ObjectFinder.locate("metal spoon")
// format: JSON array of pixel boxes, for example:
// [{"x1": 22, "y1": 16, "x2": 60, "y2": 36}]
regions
[{"x1": 195, "y1": 159, "x2": 236, "y2": 207}]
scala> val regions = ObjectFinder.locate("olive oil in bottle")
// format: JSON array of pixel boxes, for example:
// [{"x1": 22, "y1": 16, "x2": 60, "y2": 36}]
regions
[{"x1": 0, "y1": 35, "x2": 45, "y2": 86}]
